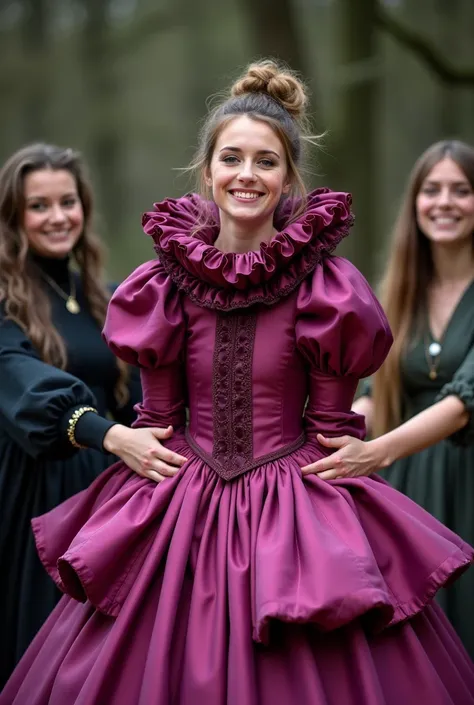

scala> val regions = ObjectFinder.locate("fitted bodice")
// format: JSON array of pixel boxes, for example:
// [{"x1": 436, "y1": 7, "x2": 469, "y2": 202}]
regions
[{"x1": 184, "y1": 295, "x2": 307, "y2": 457}]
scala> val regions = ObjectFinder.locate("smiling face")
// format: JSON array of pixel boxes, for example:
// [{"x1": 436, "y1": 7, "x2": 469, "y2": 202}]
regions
[
  {"x1": 416, "y1": 157, "x2": 474, "y2": 247},
  {"x1": 22, "y1": 168, "x2": 84, "y2": 259},
  {"x1": 206, "y1": 115, "x2": 291, "y2": 233}
]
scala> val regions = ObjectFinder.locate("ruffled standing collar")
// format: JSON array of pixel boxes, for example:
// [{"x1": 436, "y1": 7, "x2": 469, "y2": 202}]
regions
[{"x1": 142, "y1": 188, "x2": 353, "y2": 310}]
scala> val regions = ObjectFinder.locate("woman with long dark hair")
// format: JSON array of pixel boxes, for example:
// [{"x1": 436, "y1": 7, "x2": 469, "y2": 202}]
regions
[
  {"x1": 308, "y1": 140, "x2": 474, "y2": 657},
  {"x1": 0, "y1": 143, "x2": 186, "y2": 686}
]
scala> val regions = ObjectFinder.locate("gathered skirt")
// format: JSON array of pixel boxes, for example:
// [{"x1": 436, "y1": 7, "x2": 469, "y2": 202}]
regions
[{"x1": 2, "y1": 436, "x2": 474, "y2": 704}]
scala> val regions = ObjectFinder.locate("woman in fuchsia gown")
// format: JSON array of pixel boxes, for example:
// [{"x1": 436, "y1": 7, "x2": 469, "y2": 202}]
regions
[{"x1": 2, "y1": 60, "x2": 473, "y2": 705}]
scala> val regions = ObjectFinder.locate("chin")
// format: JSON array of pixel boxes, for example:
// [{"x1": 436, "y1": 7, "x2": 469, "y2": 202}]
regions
[
  {"x1": 33, "y1": 242, "x2": 76, "y2": 259},
  {"x1": 227, "y1": 205, "x2": 273, "y2": 223},
  {"x1": 429, "y1": 231, "x2": 464, "y2": 242}
]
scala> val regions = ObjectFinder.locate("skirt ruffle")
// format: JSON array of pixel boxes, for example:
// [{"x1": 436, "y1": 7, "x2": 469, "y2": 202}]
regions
[{"x1": 31, "y1": 438, "x2": 472, "y2": 642}]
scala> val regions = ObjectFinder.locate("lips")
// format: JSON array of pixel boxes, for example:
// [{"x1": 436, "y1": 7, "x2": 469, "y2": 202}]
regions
[
  {"x1": 430, "y1": 216, "x2": 460, "y2": 223},
  {"x1": 42, "y1": 230, "x2": 72, "y2": 238},
  {"x1": 228, "y1": 190, "x2": 265, "y2": 201}
]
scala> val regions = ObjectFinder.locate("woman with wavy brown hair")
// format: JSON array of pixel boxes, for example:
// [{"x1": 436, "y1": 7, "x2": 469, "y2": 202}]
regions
[
  {"x1": 0, "y1": 143, "x2": 187, "y2": 687},
  {"x1": 307, "y1": 139, "x2": 474, "y2": 658}
]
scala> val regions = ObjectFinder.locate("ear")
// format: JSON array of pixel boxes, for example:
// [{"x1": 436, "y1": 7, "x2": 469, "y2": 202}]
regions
[
  {"x1": 204, "y1": 167, "x2": 212, "y2": 188},
  {"x1": 282, "y1": 180, "x2": 292, "y2": 195}
]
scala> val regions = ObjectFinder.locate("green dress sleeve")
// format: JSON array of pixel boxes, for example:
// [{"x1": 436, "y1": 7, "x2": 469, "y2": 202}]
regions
[
  {"x1": 358, "y1": 378, "x2": 372, "y2": 398},
  {"x1": 436, "y1": 344, "x2": 474, "y2": 446}
]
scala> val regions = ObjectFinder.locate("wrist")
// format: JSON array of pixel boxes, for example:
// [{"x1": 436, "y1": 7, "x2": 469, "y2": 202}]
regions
[
  {"x1": 103, "y1": 424, "x2": 128, "y2": 454},
  {"x1": 367, "y1": 437, "x2": 393, "y2": 469}
]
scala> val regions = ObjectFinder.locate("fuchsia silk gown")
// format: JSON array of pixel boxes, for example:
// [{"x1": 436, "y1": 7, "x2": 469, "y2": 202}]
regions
[{"x1": 2, "y1": 190, "x2": 474, "y2": 705}]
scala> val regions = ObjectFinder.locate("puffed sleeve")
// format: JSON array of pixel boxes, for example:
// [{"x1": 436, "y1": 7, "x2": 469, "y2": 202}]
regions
[
  {"x1": 103, "y1": 260, "x2": 185, "y2": 368},
  {"x1": 435, "y1": 345, "x2": 474, "y2": 446},
  {"x1": 296, "y1": 256, "x2": 393, "y2": 439},
  {"x1": 102, "y1": 282, "x2": 142, "y2": 426},
  {"x1": 103, "y1": 259, "x2": 186, "y2": 430},
  {"x1": 0, "y1": 309, "x2": 115, "y2": 459}
]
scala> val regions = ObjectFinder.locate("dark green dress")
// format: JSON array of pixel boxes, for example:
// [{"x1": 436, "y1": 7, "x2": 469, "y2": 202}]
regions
[{"x1": 375, "y1": 281, "x2": 474, "y2": 659}]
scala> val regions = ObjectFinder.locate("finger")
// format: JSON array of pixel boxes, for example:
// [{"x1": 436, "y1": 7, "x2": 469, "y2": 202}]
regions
[
  {"x1": 316, "y1": 434, "x2": 347, "y2": 449},
  {"x1": 150, "y1": 426, "x2": 174, "y2": 440},
  {"x1": 301, "y1": 458, "x2": 333, "y2": 474},
  {"x1": 315, "y1": 469, "x2": 339, "y2": 481},
  {"x1": 152, "y1": 447, "x2": 187, "y2": 466},
  {"x1": 154, "y1": 460, "x2": 181, "y2": 477},
  {"x1": 141, "y1": 469, "x2": 165, "y2": 484}
]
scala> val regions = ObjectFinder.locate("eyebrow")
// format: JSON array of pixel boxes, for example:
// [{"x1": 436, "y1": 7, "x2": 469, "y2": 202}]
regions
[
  {"x1": 423, "y1": 179, "x2": 470, "y2": 186},
  {"x1": 219, "y1": 146, "x2": 281, "y2": 158},
  {"x1": 25, "y1": 192, "x2": 78, "y2": 201}
]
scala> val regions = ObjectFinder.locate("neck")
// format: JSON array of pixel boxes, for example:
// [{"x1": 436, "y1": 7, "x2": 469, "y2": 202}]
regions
[
  {"x1": 214, "y1": 214, "x2": 276, "y2": 253},
  {"x1": 430, "y1": 240, "x2": 474, "y2": 287},
  {"x1": 29, "y1": 251, "x2": 71, "y2": 286}
]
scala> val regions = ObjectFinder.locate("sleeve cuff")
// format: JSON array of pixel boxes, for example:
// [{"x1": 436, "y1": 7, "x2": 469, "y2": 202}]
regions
[
  {"x1": 60, "y1": 407, "x2": 117, "y2": 452},
  {"x1": 436, "y1": 381, "x2": 474, "y2": 446}
]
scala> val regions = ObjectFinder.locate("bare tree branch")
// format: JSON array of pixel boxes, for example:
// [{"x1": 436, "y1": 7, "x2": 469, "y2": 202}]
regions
[{"x1": 375, "y1": 2, "x2": 474, "y2": 86}]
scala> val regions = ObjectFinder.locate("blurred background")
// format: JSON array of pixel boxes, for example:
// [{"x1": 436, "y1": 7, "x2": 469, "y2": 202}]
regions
[{"x1": 1, "y1": 0, "x2": 474, "y2": 283}]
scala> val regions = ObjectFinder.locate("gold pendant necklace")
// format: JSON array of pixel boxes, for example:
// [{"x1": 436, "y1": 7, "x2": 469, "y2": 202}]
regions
[{"x1": 40, "y1": 270, "x2": 81, "y2": 314}]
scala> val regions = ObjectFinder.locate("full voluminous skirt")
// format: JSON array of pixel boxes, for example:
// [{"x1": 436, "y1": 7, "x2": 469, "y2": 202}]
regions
[{"x1": 2, "y1": 437, "x2": 474, "y2": 705}]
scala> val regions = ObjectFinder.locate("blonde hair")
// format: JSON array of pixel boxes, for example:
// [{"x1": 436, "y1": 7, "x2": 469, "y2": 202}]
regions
[{"x1": 372, "y1": 139, "x2": 474, "y2": 436}]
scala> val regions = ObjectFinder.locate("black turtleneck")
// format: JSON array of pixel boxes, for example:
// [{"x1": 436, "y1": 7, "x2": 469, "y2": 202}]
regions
[{"x1": 30, "y1": 252, "x2": 72, "y2": 289}]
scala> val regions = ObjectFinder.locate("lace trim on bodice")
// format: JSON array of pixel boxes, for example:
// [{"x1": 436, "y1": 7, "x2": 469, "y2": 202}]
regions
[{"x1": 211, "y1": 313, "x2": 256, "y2": 479}]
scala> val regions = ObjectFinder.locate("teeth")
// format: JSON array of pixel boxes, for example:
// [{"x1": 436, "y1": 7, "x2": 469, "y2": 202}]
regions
[{"x1": 232, "y1": 191, "x2": 260, "y2": 200}]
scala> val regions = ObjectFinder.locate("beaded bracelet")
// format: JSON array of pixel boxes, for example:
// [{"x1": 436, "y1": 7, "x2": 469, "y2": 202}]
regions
[{"x1": 67, "y1": 406, "x2": 98, "y2": 449}]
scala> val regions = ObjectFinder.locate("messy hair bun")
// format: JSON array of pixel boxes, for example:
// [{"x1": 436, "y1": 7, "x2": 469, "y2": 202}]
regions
[{"x1": 231, "y1": 60, "x2": 308, "y2": 122}]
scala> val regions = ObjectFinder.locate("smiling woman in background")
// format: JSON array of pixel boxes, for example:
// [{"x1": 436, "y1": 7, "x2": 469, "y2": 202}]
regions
[
  {"x1": 307, "y1": 140, "x2": 474, "y2": 658},
  {"x1": 0, "y1": 143, "x2": 187, "y2": 687}
]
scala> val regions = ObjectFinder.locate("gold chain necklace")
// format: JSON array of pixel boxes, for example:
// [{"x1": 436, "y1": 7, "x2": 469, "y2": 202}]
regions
[{"x1": 40, "y1": 270, "x2": 81, "y2": 314}]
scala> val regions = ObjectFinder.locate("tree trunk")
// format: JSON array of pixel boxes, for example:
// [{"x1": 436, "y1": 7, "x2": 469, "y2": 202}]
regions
[
  {"x1": 240, "y1": 0, "x2": 308, "y2": 77},
  {"x1": 21, "y1": 0, "x2": 49, "y2": 140},
  {"x1": 435, "y1": 0, "x2": 461, "y2": 136},
  {"x1": 80, "y1": 0, "x2": 125, "y2": 239},
  {"x1": 239, "y1": 0, "x2": 322, "y2": 122},
  {"x1": 328, "y1": 0, "x2": 380, "y2": 283}
]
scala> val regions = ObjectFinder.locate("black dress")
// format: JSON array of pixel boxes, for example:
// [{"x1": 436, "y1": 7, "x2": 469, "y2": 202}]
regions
[{"x1": 0, "y1": 254, "x2": 142, "y2": 688}]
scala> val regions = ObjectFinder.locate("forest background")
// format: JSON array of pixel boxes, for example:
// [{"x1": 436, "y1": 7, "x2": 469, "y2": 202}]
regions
[{"x1": 1, "y1": 0, "x2": 473, "y2": 283}]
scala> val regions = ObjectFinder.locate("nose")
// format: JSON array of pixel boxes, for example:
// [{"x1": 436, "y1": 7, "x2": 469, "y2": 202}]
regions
[
  {"x1": 49, "y1": 204, "x2": 68, "y2": 224},
  {"x1": 437, "y1": 187, "x2": 453, "y2": 208},
  {"x1": 237, "y1": 159, "x2": 257, "y2": 182}
]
